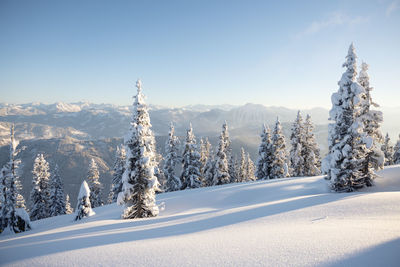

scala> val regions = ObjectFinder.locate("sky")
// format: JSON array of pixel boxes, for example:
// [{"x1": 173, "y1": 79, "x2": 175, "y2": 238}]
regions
[{"x1": 0, "y1": 0, "x2": 399, "y2": 109}]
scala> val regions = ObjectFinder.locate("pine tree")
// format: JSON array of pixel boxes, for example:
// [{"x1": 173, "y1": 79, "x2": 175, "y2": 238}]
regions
[
  {"x1": 154, "y1": 152, "x2": 165, "y2": 192},
  {"x1": 87, "y1": 158, "x2": 103, "y2": 208},
  {"x1": 394, "y1": 135, "x2": 400, "y2": 164},
  {"x1": 49, "y1": 164, "x2": 66, "y2": 217},
  {"x1": 270, "y1": 118, "x2": 289, "y2": 179},
  {"x1": 75, "y1": 181, "x2": 95, "y2": 221},
  {"x1": 222, "y1": 122, "x2": 236, "y2": 183},
  {"x1": 164, "y1": 123, "x2": 181, "y2": 192},
  {"x1": 109, "y1": 145, "x2": 126, "y2": 203},
  {"x1": 181, "y1": 124, "x2": 203, "y2": 189},
  {"x1": 213, "y1": 127, "x2": 230, "y2": 186},
  {"x1": 30, "y1": 154, "x2": 51, "y2": 221},
  {"x1": 65, "y1": 194, "x2": 73, "y2": 214},
  {"x1": 118, "y1": 79, "x2": 159, "y2": 219},
  {"x1": 237, "y1": 148, "x2": 247, "y2": 183},
  {"x1": 302, "y1": 115, "x2": 321, "y2": 176},
  {"x1": 0, "y1": 126, "x2": 30, "y2": 233},
  {"x1": 289, "y1": 111, "x2": 305, "y2": 177},
  {"x1": 200, "y1": 138, "x2": 211, "y2": 176},
  {"x1": 326, "y1": 44, "x2": 368, "y2": 191},
  {"x1": 357, "y1": 61, "x2": 384, "y2": 185},
  {"x1": 245, "y1": 153, "x2": 256, "y2": 181},
  {"x1": 203, "y1": 152, "x2": 215, "y2": 187},
  {"x1": 256, "y1": 124, "x2": 274, "y2": 180},
  {"x1": 381, "y1": 133, "x2": 394, "y2": 166}
]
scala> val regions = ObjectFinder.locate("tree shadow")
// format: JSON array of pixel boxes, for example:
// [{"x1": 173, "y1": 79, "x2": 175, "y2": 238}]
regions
[
  {"x1": 0, "y1": 192, "x2": 346, "y2": 264},
  {"x1": 326, "y1": 238, "x2": 400, "y2": 267}
]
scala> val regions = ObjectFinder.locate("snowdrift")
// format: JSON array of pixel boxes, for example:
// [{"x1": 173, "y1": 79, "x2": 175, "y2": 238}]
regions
[{"x1": 1, "y1": 166, "x2": 400, "y2": 266}]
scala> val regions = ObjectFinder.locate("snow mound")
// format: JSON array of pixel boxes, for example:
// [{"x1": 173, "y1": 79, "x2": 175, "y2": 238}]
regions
[{"x1": 1, "y1": 167, "x2": 400, "y2": 266}]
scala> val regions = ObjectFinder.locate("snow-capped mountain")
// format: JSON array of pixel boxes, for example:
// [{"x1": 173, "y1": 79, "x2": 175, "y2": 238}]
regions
[{"x1": 0, "y1": 101, "x2": 330, "y2": 142}]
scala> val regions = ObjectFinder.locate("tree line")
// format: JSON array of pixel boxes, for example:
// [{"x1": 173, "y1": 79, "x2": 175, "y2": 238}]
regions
[{"x1": 1, "y1": 44, "x2": 400, "y2": 234}]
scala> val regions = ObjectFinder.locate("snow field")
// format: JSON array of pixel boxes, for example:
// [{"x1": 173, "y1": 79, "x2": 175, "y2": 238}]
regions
[{"x1": 1, "y1": 166, "x2": 400, "y2": 266}]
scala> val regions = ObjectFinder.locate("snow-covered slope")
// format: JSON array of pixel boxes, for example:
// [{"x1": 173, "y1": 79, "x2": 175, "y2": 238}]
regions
[{"x1": 1, "y1": 166, "x2": 400, "y2": 266}]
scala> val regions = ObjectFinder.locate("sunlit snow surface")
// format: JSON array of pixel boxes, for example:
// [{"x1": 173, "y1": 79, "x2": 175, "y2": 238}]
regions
[{"x1": 1, "y1": 166, "x2": 400, "y2": 266}]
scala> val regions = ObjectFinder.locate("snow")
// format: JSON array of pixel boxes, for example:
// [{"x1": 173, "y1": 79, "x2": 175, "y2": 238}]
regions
[{"x1": 1, "y1": 166, "x2": 400, "y2": 266}]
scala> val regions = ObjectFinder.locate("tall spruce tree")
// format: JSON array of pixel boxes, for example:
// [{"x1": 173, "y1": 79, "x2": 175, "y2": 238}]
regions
[
  {"x1": 256, "y1": 124, "x2": 273, "y2": 180},
  {"x1": 0, "y1": 126, "x2": 30, "y2": 233},
  {"x1": 109, "y1": 145, "x2": 126, "y2": 203},
  {"x1": 30, "y1": 154, "x2": 51, "y2": 221},
  {"x1": 302, "y1": 115, "x2": 321, "y2": 176},
  {"x1": 393, "y1": 134, "x2": 400, "y2": 164},
  {"x1": 289, "y1": 111, "x2": 305, "y2": 177},
  {"x1": 203, "y1": 151, "x2": 215, "y2": 187},
  {"x1": 213, "y1": 126, "x2": 230, "y2": 186},
  {"x1": 357, "y1": 62, "x2": 384, "y2": 185},
  {"x1": 49, "y1": 164, "x2": 66, "y2": 217},
  {"x1": 326, "y1": 44, "x2": 369, "y2": 191},
  {"x1": 181, "y1": 124, "x2": 203, "y2": 189},
  {"x1": 87, "y1": 158, "x2": 103, "y2": 208},
  {"x1": 118, "y1": 80, "x2": 159, "y2": 219},
  {"x1": 65, "y1": 194, "x2": 73, "y2": 214},
  {"x1": 164, "y1": 123, "x2": 181, "y2": 192},
  {"x1": 270, "y1": 118, "x2": 289, "y2": 179},
  {"x1": 245, "y1": 153, "x2": 256, "y2": 182},
  {"x1": 221, "y1": 122, "x2": 236, "y2": 183},
  {"x1": 381, "y1": 133, "x2": 394, "y2": 166},
  {"x1": 200, "y1": 138, "x2": 211, "y2": 177},
  {"x1": 75, "y1": 180, "x2": 95, "y2": 221},
  {"x1": 237, "y1": 148, "x2": 247, "y2": 183}
]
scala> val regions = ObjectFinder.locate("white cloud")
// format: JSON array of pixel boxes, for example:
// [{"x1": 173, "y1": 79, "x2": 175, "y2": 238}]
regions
[
  {"x1": 386, "y1": 1, "x2": 399, "y2": 17},
  {"x1": 296, "y1": 12, "x2": 369, "y2": 38}
]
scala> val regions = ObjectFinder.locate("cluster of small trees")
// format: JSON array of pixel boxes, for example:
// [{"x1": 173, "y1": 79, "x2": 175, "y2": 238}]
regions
[
  {"x1": 29, "y1": 155, "x2": 104, "y2": 221},
  {"x1": 381, "y1": 133, "x2": 400, "y2": 166},
  {"x1": 0, "y1": 128, "x2": 105, "y2": 233}
]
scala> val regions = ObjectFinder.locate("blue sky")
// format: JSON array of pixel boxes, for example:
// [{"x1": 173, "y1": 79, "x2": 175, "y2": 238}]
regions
[{"x1": 0, "y1": 0, "x2": 399, "y2": 108}]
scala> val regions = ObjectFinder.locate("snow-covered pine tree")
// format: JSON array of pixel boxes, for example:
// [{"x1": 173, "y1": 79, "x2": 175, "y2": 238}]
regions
[
  {"x1": 289, "y1": 111, "x2": 305, "y2": 177},
  {"x1": 245, "y1": 153, "x2": 256, "y2": 181},
  {"x1": 237, "y1": 148, "x2": 247, "y2": 183},
  {"x1": 0, "y1": 126, "x2": 30, "y2": 233},
  {"x1": 222, "y1": 122, "x2": 236, "y2": 183},
  {"x1": 326, "y1": 44, "x2": 369, "y2": 191},
  {"x1": 0, "y1": 167, "x2": 8, "y2": 232},
  {"x1": 393, "y1": 135, "x2": 400, "y2": 164},
  {"x1": 200, "y1": 138, "x2": 211, "y2": 176},
  {"x1": 357, "y1": 61, "x2": 384, "y2": 185},
  {"x1": 302, "y1": 115, "x2": 321, "y2": 176},
  {"x1": 75, "y1": 180, "x2": 95, "y2": 221},
  {"x1": 164, "y1": 123, "x2": 181, "y2": 192},
  {"x1": 381, "y1": 133, "x2": 394, "y2": 166},
  {"x1": 87, "y1": 158, "x2": 103, "y2": 208},
  {"x1": 30, "y1": 154, "x2": 51, "y2": 221},
  {"x1": 270, "y1": 118, "x2": 289, "y2": 179},
  {"x1": 256, "y1": 124, "x2": 273, "y2": 180},
  {"x1": 213, "y1": 127, "x2": 230, "y2": 186},
  {"x1": 65, "y1": 194, "x2": 73, "y2": 214},
  {"x1": 181, "y1": 124, "x2": 203, "y2": 189},
  {"x1": 109, "y1": 145, "x2": 126, "y2": 203},
  {"x1": 154, "y1": 152, "x2": 165, "y2": 192},
  {"x1": 49, "y1": 164, "x2": 66, "y2": 217},
  {"x1": 118, "y1": 79, "x2": 159, "y2": 219},
  {"x1": 203, "y1": 151, "x2": 215, "y2": 187}
]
